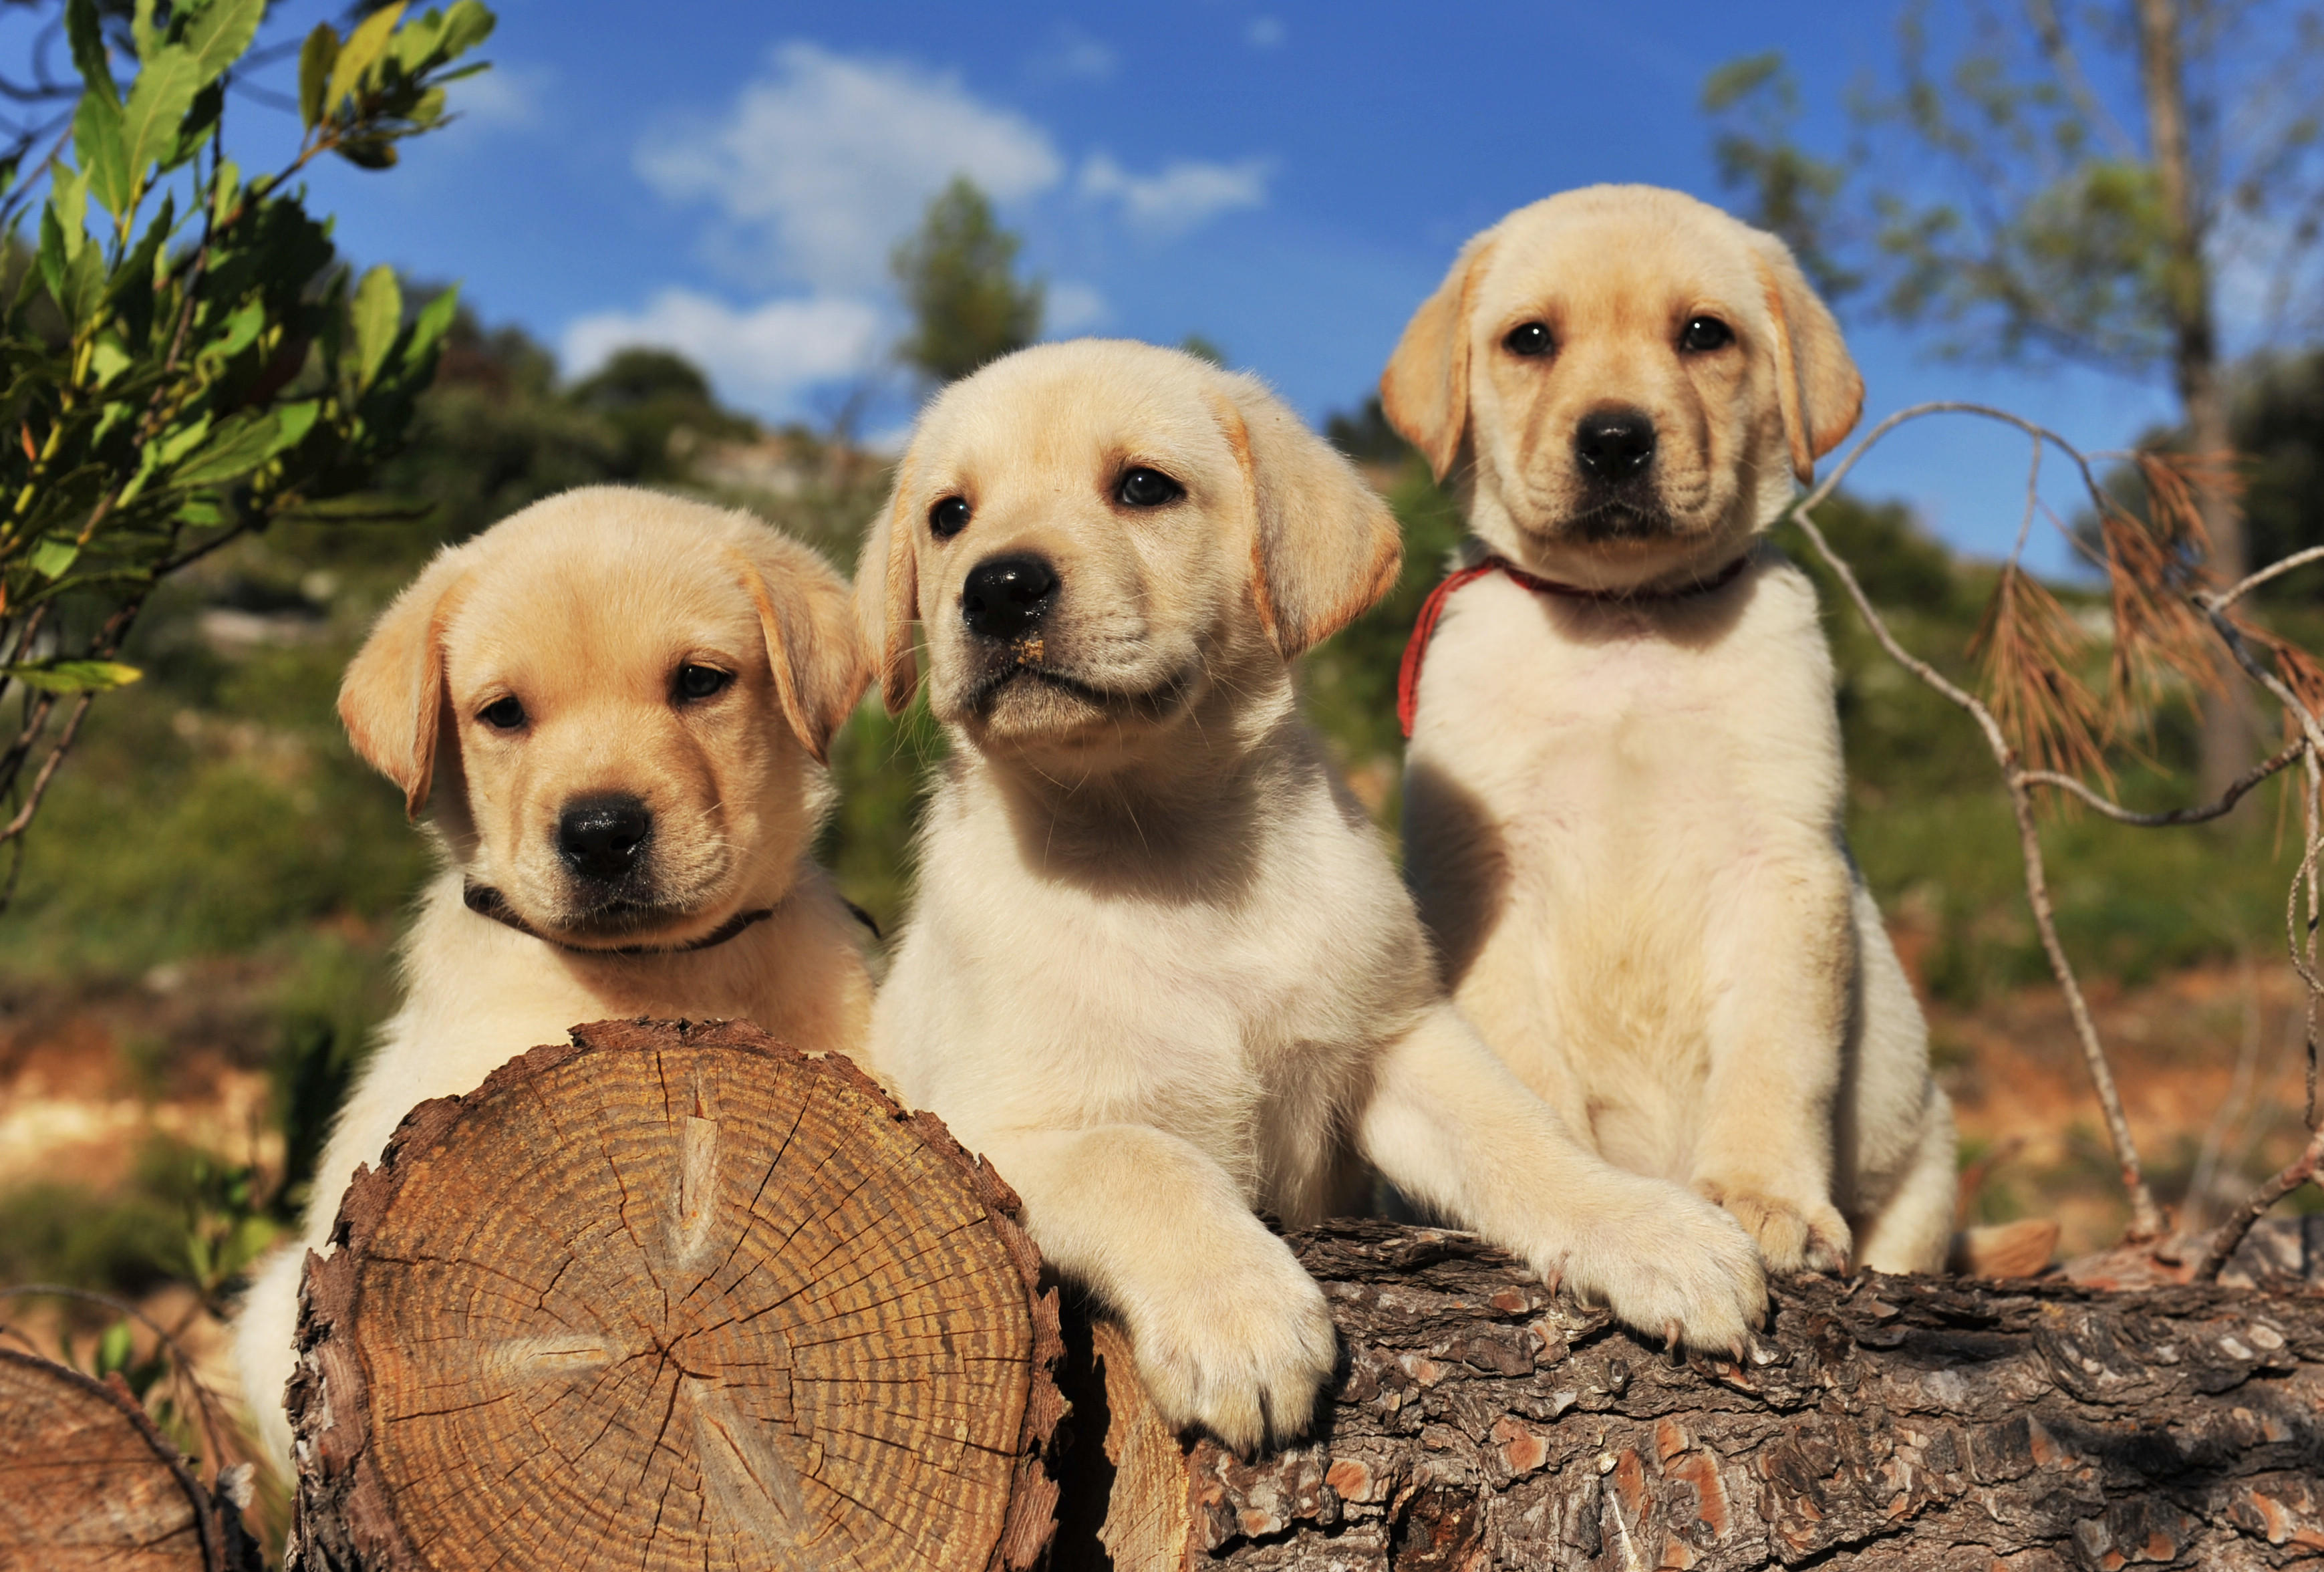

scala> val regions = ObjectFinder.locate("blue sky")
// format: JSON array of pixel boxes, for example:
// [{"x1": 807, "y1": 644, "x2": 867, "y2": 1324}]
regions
[{"x1": 111, "y1": 0, "x2": 2221, "y2": 571}]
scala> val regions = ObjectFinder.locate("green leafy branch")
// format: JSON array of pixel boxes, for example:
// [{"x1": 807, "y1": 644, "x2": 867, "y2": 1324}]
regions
[{"x1": 0, "y1": 0, "x2": 494, "y2": 906}]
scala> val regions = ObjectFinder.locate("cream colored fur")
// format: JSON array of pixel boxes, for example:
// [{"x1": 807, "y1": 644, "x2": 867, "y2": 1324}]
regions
[
  {"x1": 231, "y1": 486, "x2": 873, "y2": 1470},
  {"x1": 1385, "y1": 185, "x2": 1956, "y2": 1278},
  {"x1": 861, "y1": 340, "x2": 1765, "y2": 1453}
]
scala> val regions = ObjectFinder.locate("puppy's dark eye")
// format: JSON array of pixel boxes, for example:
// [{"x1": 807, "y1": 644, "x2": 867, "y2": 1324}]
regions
[
  {"x1": 1115, "y1": 467, "x2": 1183, "y2": 507},
  {"x1": 929, "y1": 496, "x2": 971, "y2": 539},
  {"x1": 480, "y1": 695, "x2": 525, "y2": 731},
  {"x1": 1680, "y1": 315, "x2": 1735, "y2": 353},
  {"x1": 674, "y1": 664, "x2": 731, "y2": 703},
  {"x1": 1503, "y1": 321, "x2": 1553, "y2": 357}
]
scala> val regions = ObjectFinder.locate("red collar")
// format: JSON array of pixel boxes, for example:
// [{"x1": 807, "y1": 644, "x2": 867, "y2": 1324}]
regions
[{"x1": 1395, "y1": 551, "x2": 1753, "y2": 738}]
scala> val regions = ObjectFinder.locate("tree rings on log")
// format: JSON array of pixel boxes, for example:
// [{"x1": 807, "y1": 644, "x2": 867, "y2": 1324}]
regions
[
  {"x1": 0, "y1": 1348, "x2": 263, "y2": 1572},
  {"x1": 287, "y1": 1017, "x2": 1064, "y2": 1572}
]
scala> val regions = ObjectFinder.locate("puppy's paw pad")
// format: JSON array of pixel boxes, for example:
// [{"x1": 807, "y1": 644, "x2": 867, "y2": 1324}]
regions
[{"x1": 1700, "y1": 1182, "x2": 1851, "y2": 1275}]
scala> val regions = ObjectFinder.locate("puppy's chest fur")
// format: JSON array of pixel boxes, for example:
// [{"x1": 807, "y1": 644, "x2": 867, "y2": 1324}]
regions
[
  {"x1": 1410, "y1": 563, "x2": 1844, "y2": 1097},
  {"x1": 877, "y1": 756, "x2": 1428, "y2": 1220}
]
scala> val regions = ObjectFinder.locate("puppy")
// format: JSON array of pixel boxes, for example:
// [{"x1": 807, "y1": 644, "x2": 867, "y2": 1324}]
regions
[
  {"x1": 232, "y1": 486, "x2": 874, "y2": 1468},
  {"x1": 1385, "y1": 184, "x2": 1956, "y2": 1277},
  {"x1": 859, "y1": 339, "x2": 1764, "y2": 1452}
]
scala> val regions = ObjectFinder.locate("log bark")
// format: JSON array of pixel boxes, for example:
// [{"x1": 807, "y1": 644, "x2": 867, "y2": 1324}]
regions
[
  {"x1": 0, "y1": 1347, "x2": 263, "y2": 1572},
  {"x1": 1055, "y1": 1218, "x2": 2324, "y2": 1571},
  {"x1": 285, "y1": 1017, "x2": 1064, "y2": 1572}
]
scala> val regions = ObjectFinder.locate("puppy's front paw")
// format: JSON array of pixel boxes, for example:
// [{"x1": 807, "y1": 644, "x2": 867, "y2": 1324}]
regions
[
  {"x1": 1549, "y1": 1184, "x2": 1767, "y2": 1355},
  {"x1": 1697, "y1": 1178, "x2": 1852, "y2": 1275},
  {"x1": 1117, "y1": 1232, "x2": 1338, "y2": 1454}
]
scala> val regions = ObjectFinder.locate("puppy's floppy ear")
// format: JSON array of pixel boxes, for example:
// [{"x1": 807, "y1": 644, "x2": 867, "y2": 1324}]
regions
[
  {"x1": 1215, "y1": 370, "x2": 1403, "y2": 659},
  {"x1": 854, "y1": 456, "x2": 922, "y2": 714},
  {"x1": 1748, "y1": 231, "x2": 1863, "y2": 485},
  {"x1": 339, "y1": 545, "x2": 473, "y2": 818},
  {"x1": 731, "y1": 530, "x2": 869, "y2": 766},
  {"x1": 1381, "y1": 231, "x2": 1497, "y2": 481}
]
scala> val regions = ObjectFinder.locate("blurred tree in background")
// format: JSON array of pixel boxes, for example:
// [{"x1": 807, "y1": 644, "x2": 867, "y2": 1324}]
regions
[
  {"x1": 891, "y1": 176, "x2": 1042, "y2": 385},
  {"x1": 1705, "y1": 0, "x2": 2324, "y2": 798}
]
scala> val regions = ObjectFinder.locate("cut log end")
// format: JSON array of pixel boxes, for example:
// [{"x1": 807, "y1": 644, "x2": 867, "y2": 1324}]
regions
[
  {"x1": 288, "y1": 1017, "x2": 1063, "y2": 1572},
  {"x1": 0, "y1": 1348, "x2": 263, "y2": 1572}
]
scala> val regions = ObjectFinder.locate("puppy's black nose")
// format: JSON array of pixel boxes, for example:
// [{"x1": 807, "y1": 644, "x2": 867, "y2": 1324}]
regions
[
  {"x1": 1574, "y1": 407, "x2": 1658, "y2": 479},
  {"x1": 961, "y1": 554, "x2": 1058, "y2": 642},
  {"x1": 557, "y1": 794, "x2": 651, "y2": 883}
]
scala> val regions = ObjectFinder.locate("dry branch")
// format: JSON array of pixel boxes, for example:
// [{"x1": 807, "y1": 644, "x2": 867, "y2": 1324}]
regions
[
  {"x1": 286, "y1": 1018, "x2": 1066, "y2": 1572},
  {"x1": 1791, "y1": 398, "x2": 2324, "y2": 1252}
]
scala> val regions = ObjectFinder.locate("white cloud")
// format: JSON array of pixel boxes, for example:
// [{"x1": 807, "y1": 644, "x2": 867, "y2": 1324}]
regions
[
  {"x1": 1246, "y1": 16, "x2": 1286, "y2": 48},
  {"x1": 449, "y1": 62, "x2": 552, "y2": 130},
  {"x1": 1032, "y1": 27, "x2": 1116, "y2": 82},
  {"x1": 637, "y1": 43, "x2": 1064, "y2": 291},
  {"x1": 1080, "y1": 154, "x2": 1273, "y2": 238},
  {"x1": 560, "y1": 289, "x2": 884, "y2": 415},
  {"x1": 1046, "y1": 281, "x2": 1109, "y2": 332}
]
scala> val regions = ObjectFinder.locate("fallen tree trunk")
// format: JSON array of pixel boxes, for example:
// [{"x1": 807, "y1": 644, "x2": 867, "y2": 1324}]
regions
[
  {"x1": 1054, "y1": 1219, "x2": 2324, "y2": 1571},
  {"x1": 271, "y1": 1016, "x2": 2324, "y2": 1571},
  {"x1": 286, "y1": 1017, "x2": 1064, "y2": 1572},
  {"x1": 0, "y1": 1347, "x2": 263, "y2": 1572}
]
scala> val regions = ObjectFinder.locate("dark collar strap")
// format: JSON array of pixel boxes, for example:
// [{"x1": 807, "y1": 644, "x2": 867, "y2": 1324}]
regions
[
  {"x1": 1396, "y1": 550, "x2": 1753, "y2": 739},
  {"x1": 462, "y1": 881, "x2": 776, "y2": 956}
]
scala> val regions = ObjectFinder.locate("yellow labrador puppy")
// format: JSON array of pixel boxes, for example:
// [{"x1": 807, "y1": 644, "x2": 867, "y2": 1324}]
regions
[
  {"x1": 859, "y1": 339, "x2": 1764, "y2": 1452},
  {"x1": 233, "y1": 486, "x2": 873, "y2": 1468},
  {"x1": 1385, "y1": 185, "x2": 1956, "y2": 1277}
]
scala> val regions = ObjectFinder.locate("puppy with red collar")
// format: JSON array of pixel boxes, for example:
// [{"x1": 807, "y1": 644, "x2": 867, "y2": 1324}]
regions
[{"x1": 1387, "y1": 186, "x2": 1956, "y2": 1277}]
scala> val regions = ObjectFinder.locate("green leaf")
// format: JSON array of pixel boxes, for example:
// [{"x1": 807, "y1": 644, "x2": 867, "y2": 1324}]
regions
[
  {"x1": 38, "y1": 205, "x2": 69, "y2": 304},
  {"x1": 59, "y1": 239, "x2": 106, "y2": 331},
  {"x1": 130, "y1": 0, "x2": 157, "y2": 61},
  {"x1": 216, "y1": 296, "x2": 265, "y2": 358},
  {"x1": 154, "y1": 413, "x2": 211, "y2": 467},
  {"x1": 281, "y1": 492, "x2": 430, "y2": 523},
  {"x1": 27, "y1": 539, "x2": 83, "y2": 578},
  {"x1": 178, "y1": 0, "x2": 266, "y2": 92},
  {"x1": 210, "y1": 158, "x2": 239, "y2": 228},
  {"x1": 89, "y1": 335, "x2": 129, "y2": 384},
  {"x1": 96, "y1": 1321, "x2": 133, "y2": 1376},
  {"x1": 65, "y1": 0, "x2": 117, "y2": 106},
  {"x1": 327, "y1": 3, "x2": 406, "y2": 120},
  {"x1": 297, "y1": 23, "x2": 338, "y2": 130},
  {"x1": 350, "y1": 263, "x2": 401, "y2": 388},
  {"x1": 118, "y1": 46, "x2": 200, "y2": 188},
  {"x1": 172, "y1": 407, "x2": 287, "y2": 485},
  {"x1": 407, "y1": 281, "x2": 460, "y2": 362},
  {"x1": 334, "y1": 138, "x2": 397, "y2": 170},
  {"x1": 74, "y1": 90, "x2": 129, "y2": 218},
  {"x1": 49, "y1": 162, "x2": 88, "y2": 255},
  {"x1": 389, "y1": 9, "x2": 442, "y2": 74},
  {"x1": 274, "y1": 397, "x2": 320, "y2": 449},
  {"x1": 438, "y1": 1, "x2": 496, "y2": 59},
  {"x1": 171, "y1": 80, "x2": 225, "y2": 167}
]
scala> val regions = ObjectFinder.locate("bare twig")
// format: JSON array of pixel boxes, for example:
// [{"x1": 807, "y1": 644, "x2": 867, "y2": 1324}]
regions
[
  {"x1": 1797, "y1": 397, "x2": 2324, "y2": 1255},
  {"x1": 2194, "y1": 1122, "x2": 2324, "y2": 1280},
  {"x1": 2214, "y1": 541, "x2": 2324, "y2": 608},
  {"x1": 2020, "y1": 741, "x2": 2302, "y2": 825},
  {"x1": 1788, "y1": 405, "x2": 2173, "y2": 1240}
]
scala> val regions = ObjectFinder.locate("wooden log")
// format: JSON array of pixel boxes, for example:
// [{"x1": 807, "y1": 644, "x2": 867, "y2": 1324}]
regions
[
  {"x1": 1056, "y1": 1218, "x2": 2324, "y2": 1571},
  {"x1": 286, "y1": 1017, "x2": 1064, "y2": 1572},
  {"x1": 0, "y1": 1347, "x2": 263, "y2": 1572}
]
